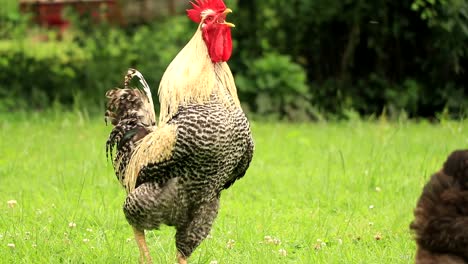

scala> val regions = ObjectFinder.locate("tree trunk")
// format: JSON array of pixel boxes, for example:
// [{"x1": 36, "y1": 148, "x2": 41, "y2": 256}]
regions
[
  {"x1": 168, "y1": 0, "x2": 176, "y2": 15},
  {"x1": 340, "y1": 22, "x2": 361, "y2": 82}
]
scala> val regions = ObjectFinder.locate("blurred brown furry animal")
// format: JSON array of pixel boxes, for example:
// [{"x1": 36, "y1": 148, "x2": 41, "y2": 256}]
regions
[{"x1": 410, "y1": 149, "x2": 468, "y2": 264}]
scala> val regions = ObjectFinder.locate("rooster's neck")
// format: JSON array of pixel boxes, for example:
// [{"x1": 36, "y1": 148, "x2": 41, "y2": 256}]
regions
[{"x1": 158, "y1": 27, "x2": 240, "y2": 124}]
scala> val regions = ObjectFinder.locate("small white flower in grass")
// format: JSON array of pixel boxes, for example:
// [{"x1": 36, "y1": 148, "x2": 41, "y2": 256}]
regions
[
  {"x1": 264, "y1": 236, "x2": 281, "y2": 245},
  {"x1": 264, "y1": 235, "x2": 273, "y2": 243},
  {"x1": 32, "y1": 243, "x2": 37, "y2": 248},
  {"x1": 369, "y1": 222, "x2": 374, "y2": 226},
  {"x1": 7, "y1": 243, "x2": 15, "y2": 248},
  {"x1": 126, "y1": 238, "x2": 132, "y2": 242},
  {"x1": 83, "y1": 238, "x2": 90, "y2": 243},
  {"x1": 314, "y1": 239, "x2": 325, "y2": 250},
  {"x1": 86, "y1": 228, "x2": 93, "y2": 232},
  {"x1": 68, "y1": 222, "x2": 76, "y2": 228},
  {"x1": 369, "y1": 205, "x2": 374, "y2": 209},
  {"x1": 206, "y1": 234, "x2": 213, "y2": 239},
  {"x1": 273, "y1": 238, "x2": 281, "y2": 245},
  {"x1": 7, "y1": 200, "x2": 17, "y2": 208},
  {"x1": 278, "y1": 248, "x2": 287, "y2": 256},
  {"x1": 374, "y1": 233, "x2": 382, "y2": 240},
  {"x1": 337, "y1": 238, "x2": 343, "y2": 245},
  {"x1": 226, "y1": 239, "x2": 235, "y2": 249},
  {"x1": 316, "y1": 239, "x2": 326, "y2": 247},
  {"x1": 375, "y1": 187, "x2": 381, "y2": 192},
  {"x1": 209, "y1": 261, "x2": 218, "y2": 264}
]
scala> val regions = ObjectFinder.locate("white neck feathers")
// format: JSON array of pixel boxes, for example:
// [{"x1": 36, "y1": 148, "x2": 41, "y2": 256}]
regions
[{"x1": 157, "y1": 26, "x2": 240, "y2": 124}]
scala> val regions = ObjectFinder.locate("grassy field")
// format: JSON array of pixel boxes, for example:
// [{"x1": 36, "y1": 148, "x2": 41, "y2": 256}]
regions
[{"x1": 0, "y1": 111, "x2": 467, "y2": 263}]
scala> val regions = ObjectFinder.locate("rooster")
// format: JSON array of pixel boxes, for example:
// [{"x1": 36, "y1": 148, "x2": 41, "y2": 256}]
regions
[
  {"x1": 104, "y1": 0, "x2": 254, "y2": 263},
  {"x1": 410, "y1": 150, "x2": 468, "y2": 264}
]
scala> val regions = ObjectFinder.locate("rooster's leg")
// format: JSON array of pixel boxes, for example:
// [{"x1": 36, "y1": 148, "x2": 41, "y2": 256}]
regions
[
  {"x1": 177, "y1": 251, "x2": 187, "y2": 264},
  {"x1": 133, "y1": 227, "x2": 152, "y2": 264},
  {"x1": 175, "y1": 198, "x2": 220, "y2": 263}
]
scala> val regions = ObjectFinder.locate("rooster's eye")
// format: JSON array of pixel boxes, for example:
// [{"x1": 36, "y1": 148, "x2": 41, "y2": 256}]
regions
[{"x1": 205, "y1": 16, "x2": 214, "y2": 22}]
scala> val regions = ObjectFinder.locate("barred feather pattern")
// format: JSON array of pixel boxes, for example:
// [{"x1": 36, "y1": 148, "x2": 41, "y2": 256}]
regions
[
  {"x1": 105, "y1": 88, "x2": 156, "y2": 185},
  {"x1": 410, "y1": 150, "x2": 468, "y2": 264},
  {"x1": 123, "y1": 92, "x2": 254, "y2": 258}
]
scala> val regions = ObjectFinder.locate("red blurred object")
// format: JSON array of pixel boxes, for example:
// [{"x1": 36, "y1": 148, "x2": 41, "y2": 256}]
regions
[{"x1": 19, "y1": 0, "x2": 124, "y2": 31}]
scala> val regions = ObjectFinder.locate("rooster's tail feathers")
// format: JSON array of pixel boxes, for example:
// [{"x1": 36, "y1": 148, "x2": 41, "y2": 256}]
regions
[
  {"x1": 125, "y1": 68, "x2": 156, "y2": 119},
  {"x1": 105, "y1": 69, "x2": 157, "y2": 161}
]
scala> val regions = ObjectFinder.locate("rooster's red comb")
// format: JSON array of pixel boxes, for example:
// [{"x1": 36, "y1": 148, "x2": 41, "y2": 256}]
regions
[{"x1": 186, "y1": 0, "x2": 227, "y2": 23}]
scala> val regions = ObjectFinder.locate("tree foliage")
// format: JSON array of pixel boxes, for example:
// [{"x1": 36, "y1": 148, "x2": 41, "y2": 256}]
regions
[
  {"x1": 234, "y1": 0, "x2": 467, "y2": 118},
  {"x1": 0, "y1": 0, "x2": 466, "y2": 119}
]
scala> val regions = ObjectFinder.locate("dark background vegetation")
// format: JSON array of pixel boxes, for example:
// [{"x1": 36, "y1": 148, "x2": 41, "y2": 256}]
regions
[{"x1": 0, "y1": 0, "x2": 467, "y2": 121}]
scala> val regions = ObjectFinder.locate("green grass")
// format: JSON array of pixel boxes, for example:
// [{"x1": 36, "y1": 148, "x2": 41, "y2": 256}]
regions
[{"x1": 0, "y1": 111, "x2": 467, "y2": 263}]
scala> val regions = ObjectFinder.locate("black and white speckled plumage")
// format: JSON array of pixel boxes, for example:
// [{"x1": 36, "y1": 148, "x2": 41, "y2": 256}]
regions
[
  {"x1": 105, "y1": 88, "x2": 155, "y2": 186},
  {"x1": 106, "y1": 87, "x2": 254, "y2": 258}
]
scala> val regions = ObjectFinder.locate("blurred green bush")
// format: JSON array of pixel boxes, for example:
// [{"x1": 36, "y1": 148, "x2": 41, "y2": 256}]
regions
[
  {"x1": 0, "y1": 12, "x2": 193, "y2": 112},
  {"x1": 233, "y1": 0, "x2": 468, "y2": 119},
  {"x1": 236, "y1": 53, "x2": 317, "y2": 121},
  {"x1": 0, "y1": 0, "x2": 466, "y2": 120}
]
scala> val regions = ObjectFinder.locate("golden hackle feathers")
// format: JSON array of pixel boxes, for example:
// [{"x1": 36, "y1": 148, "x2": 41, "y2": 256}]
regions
[
  {"x1": 158, "y1": 26, "x2": 240, "y2": 124},
  {"x1": 214, "y1": 62, "x2": 240, "y2": 106},
  {"x1": 122, "y1": 124, "x2": 178, "y2": 193}
]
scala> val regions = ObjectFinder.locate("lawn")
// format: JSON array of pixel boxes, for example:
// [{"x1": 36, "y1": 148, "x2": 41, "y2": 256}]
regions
[{"x1": 0, "y1": 111, "x2": 467, "y2": 263}]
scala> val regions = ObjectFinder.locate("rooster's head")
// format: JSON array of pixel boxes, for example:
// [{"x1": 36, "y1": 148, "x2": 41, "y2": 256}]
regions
[{"x1": 187, "y1": 0, "x2": 234, "y2": 63}]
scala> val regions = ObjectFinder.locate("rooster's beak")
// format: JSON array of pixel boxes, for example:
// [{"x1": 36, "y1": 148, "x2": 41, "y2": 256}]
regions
[{"x1": 222, "y1": 8, "x2": 235, "y2": 28}]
